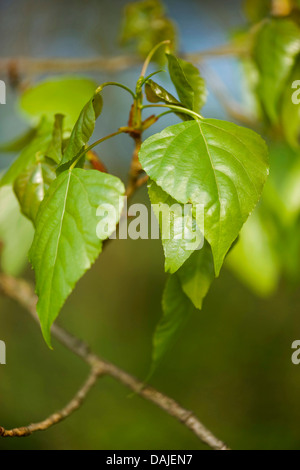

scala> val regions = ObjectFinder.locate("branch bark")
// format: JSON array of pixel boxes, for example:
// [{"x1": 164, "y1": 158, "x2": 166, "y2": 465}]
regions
[{"x1": 0, "y1": 273, "x2": 230, "y2": 450}]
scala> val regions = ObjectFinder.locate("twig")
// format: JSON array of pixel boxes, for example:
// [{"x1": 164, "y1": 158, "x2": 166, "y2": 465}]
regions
[
  {"x1": 0, "y1": 273, "x2": 230, "y2": 450},
  {"x1": 0, "y1": 366, "x2": 103, "y2": 437}
]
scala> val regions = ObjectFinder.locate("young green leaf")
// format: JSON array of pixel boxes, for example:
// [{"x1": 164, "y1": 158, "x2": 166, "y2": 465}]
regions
[
  {"x1": 145, "y1": 79, "x2": 181, "y2": 105},
  {"x1": 254, "y1": 18, "x2": 300, "y2": 123},
  {"x1": 0, "y1": 186, "x2": 34, "y2": 276},
  {"x1": 166, "y1": 53, "x2": 207, "y2": 113},
  {"x1": 29, "y1": 168, "x2": 125, "y2": 346},
  {"x1": 145, "y1": 79, "x2": 190, "y2": 121},
  {"x1": 20, "y1": 77, "x2": 98, "y2": 129},
  {"x1": 0, "y1": 118, "x2": 53, "y2": 187},
  {"x1": 151, "y1": 274, "x2": 194, "y2": 373},
  {"x1": 139, "y1": 119, "x2": 269, "y2": 275},
  {"x1": 46, "y1": 114, "x2": 64, "y2": 164},
  {"x1": 177, "y1": 241, "x2": 215, "y2": 310},
  {"x1": 148, "y1": 180, "x2": 202, "y2": 273},
  {"x1": 58, "y1": 92, "x2": 103, "y2": 170},
  {"x1": 14, "y1": 159, "x2": 56, "y2": 224}
]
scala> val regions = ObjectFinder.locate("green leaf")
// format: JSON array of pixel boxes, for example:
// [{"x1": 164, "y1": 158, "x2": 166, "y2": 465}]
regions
[
  {"x1": 177, "y1": 241, "x2": 215, "y2": 310},
  {"x1": 148, "y1": 180, "x2": 202, "y2": 273},
  {"x1": 145, "y1": 79, "x2": 180, "y2": 105},
  {"x1": 0, "y1": 127, "x2": 38, "y2": 153},
  {"x1": 254, "y1": 18, "x2": 300, "y2": 123},
  {"x1": 226, "y1": 209, "x2": 280, "y2": 297},
  {"x1": 281, "y1": 59, "x2": 300, "y2": 148},
  {"x1": 139, "y1": 119, "x2": 269, "y2": 275},
  {"x1": 145, "y1": 79, "x2": 190, "y2": 121},
  {"x1": 29, "y1": 168, "x2": 125, "y2": 346},
  {"x1": 14, "y1": 158, "x2": 56, "y2": 224},
  {"x1": 0, "y1": 118, "x2": 53, "y2": 187},
  {"x1": 46, "y1": 114, "x2": 64, "y2": 164},
  {"x1": 166, "y1": 53, "x2": 207, "y2": 113},
  {"x1": 120, "y1": 0, "x2": 177, "y2": 62},
  {"x1": 58, "y1": 92, "x2": 103, "y2": 170},
  {"x1": 0, "y1": 186, "x2": 34, "y2": 276},
  {"x1": 151, "y1": 274, "x2": 193, "y2": 373},
  {"x1": 20, "y1": 77, "x2": 98, "y2": 129}
]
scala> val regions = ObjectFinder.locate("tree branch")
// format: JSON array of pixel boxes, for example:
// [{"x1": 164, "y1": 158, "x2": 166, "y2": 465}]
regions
[
  {"x1": 0, "y1": 273, "x2": 230, "y2": 450},
  {"x1": 0, "y1": 44, "x2": 247, "y2": 78},
  {"x1": 0, "y1": 366, "x2": 103, "y2": 437}
]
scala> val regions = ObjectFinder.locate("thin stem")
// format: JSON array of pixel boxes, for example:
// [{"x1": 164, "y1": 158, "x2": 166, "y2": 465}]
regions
[
  {"x1": 0, "y1": 44, "x2": 247, "y2": 77},
  {"x1": 155, "y1": 110, "x2": 174, "y2": 121},
  {"x1": 70, "y1": 130, "x2": 124, "y2": 170},
  {"x1": 139, "y1": 70, "x2": 165, "y2": 87},
  {"x1": 96, "y1": 82, "x2": 136, "y2": 99},
  {"x1": 140, "y1": 40, "x2": 171, "y2": 78},
  {"x1": 143, "y1": 104, "x2": 203, "y2": 121}
]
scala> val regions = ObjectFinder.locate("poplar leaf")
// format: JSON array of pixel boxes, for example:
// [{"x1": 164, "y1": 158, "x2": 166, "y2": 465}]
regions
[
  {"x1": 59, "y1": 92, "x2": 103, "y2": 169},
  {"x1": 151, "y1": 274, "x2": 193, "y2": 373},
  {"x1": 148, "y1": 180, "x2": 203, "y2": 273},
  {"x1": 29, "y1": 168, "x2": 125, "y2": 346},
  {"x1": 167, "y1": 53, "x2": 207, "y2": 113},
  {"x1": 139, "y1": 119, "x2": 269, "y2": 275}
]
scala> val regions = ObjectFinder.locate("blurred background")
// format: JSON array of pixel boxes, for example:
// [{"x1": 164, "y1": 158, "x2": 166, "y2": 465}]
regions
[{"x1": 0, "y1": 0, "x2": 300, "y2": 450}]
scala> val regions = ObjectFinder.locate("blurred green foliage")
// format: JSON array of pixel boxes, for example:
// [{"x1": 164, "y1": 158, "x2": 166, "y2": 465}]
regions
[
  {"x1": 120, "y1": 0, "x2": 177, "y2": 62},
  {"x1": 1, "y1": 0, "x2": 300, "y2": 450}
]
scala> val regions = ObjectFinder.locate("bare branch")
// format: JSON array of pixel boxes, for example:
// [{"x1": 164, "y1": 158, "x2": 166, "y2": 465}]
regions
[
  {"x1": 0, "y1": 366, "x2": 103, "y2": 437},
  {"x1": 0, "y1": 273, "x2": 230, "y2": 450}
]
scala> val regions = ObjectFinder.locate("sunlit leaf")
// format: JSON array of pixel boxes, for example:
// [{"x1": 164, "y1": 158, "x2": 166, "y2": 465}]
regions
[
  {"x1": 145, "y1": 79, "x2": 180, "y2": 105},
  {"x1": 29, "y1": 168, "x2": 125, "y2": 346},
  {"x1": 20, "y1": 77, "x2": 97, "y2": 129},
  {"x1": 177, "y1": 241, "x2": 215, "y2": 310},
  {"x1": 139, "y1": 119, "x2": 269, "y2": 275},
  {"x1": 148, "y1": 180, "x2": 202, "y2": 273}
]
